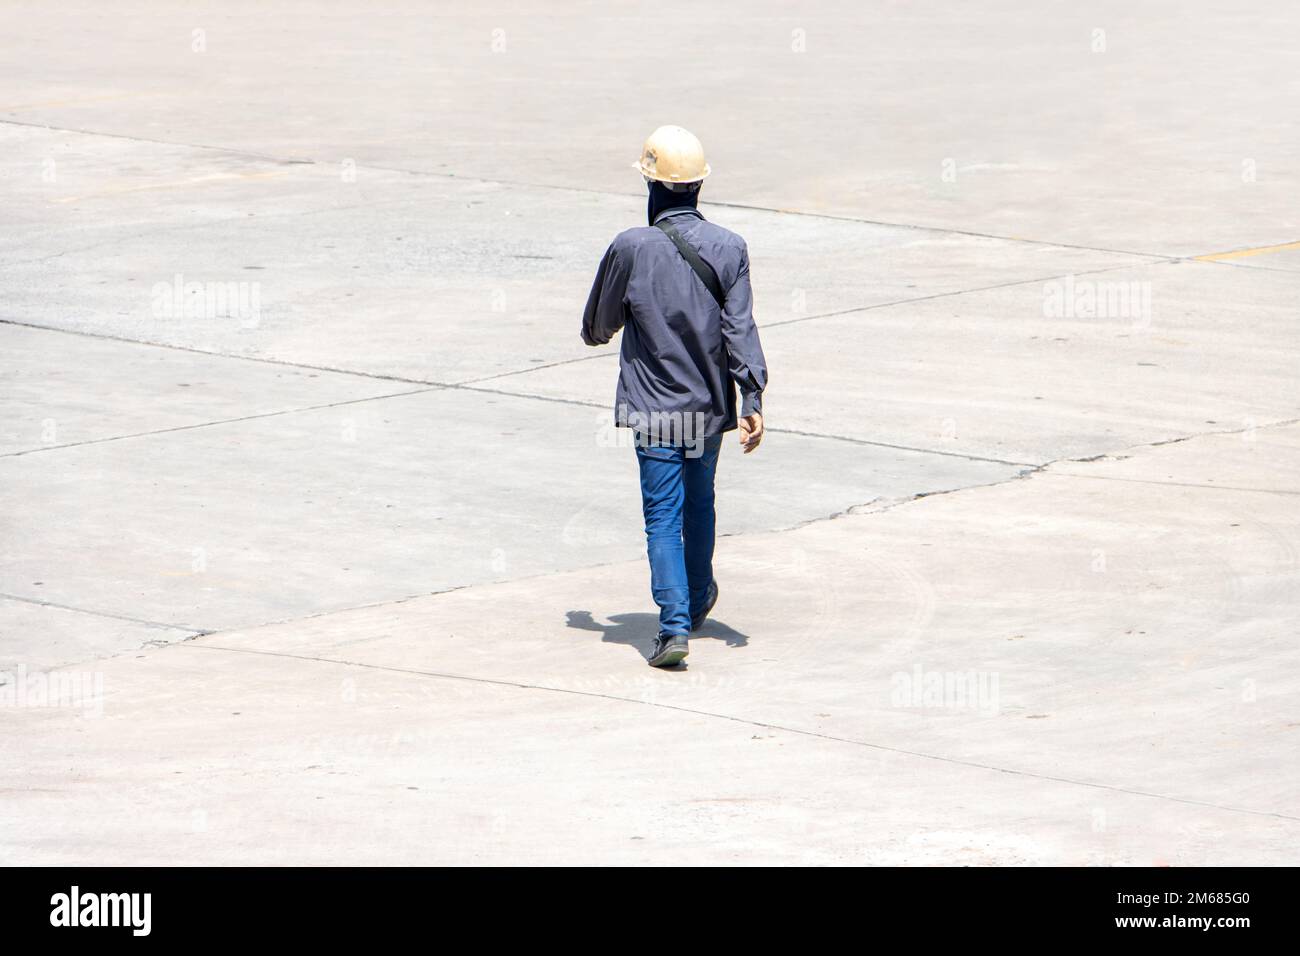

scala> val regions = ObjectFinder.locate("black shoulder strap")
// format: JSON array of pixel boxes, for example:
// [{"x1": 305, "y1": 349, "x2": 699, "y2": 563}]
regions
[{"x1": 655, "y1": 218, "x2": 725, "y2": 308}]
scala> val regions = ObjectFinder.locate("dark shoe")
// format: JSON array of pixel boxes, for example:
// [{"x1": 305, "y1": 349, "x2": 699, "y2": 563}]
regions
[
  {"x1": 690, "y1": 580, "x2": 719, "y2": 631},
  {"x1": 648, "y1": 633, "x2": 689, "y2": 668}
]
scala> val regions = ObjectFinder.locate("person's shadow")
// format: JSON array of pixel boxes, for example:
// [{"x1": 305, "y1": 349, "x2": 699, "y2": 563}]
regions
[{"x1": 565, "y1": 609, "x2": 749, "y2": 666}]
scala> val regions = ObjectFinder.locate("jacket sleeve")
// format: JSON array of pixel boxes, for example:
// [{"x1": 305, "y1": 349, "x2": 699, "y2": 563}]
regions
[
  {"x1": 721, "y1": 243, "x2": 768, "y2": 416},
  {"x1": 581, "y1": 241, "x2": 630, "y2": 346}
]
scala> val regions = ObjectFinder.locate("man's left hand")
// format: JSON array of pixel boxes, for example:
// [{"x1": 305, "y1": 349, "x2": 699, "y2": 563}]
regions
[{"x1": 739, "y1": 413, "x2": 764, "y2": 454}]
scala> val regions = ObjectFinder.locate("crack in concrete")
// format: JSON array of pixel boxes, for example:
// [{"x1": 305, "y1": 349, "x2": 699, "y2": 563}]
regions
[
  {"x1": 2, "y1": 250, "x2": 1170, "y2": 404},
  {"x1": 749, "y1": 425, "x2": 1037, "y2": 467},
  {"x1": 1, "y1": 319, "x2": 1036, "y2": 468},
  {"x1": 0, "y1": 191, "x2": 446, "y2": 269},
  {"x1": 0, "y1": 383, "x2": 443, "y2": 459},
  {"x1": 453, "y1": 381, "x2": 1041, "y2": 466},
  {"x1": 1196, "y1": 258, "x2": 1300, "y2": 276},
  {"x1": 747, "y1": 416, "x2": 1300, "y2": 544},
  {"x1": 178, "y1": 641, "x2": 1300, "y2": 825},
  {"x1": 458, "y1": 259, "x2": 1179, "y2": 388},
  {"x1": 0, "y1": 590, "x2": 209, "y2": 635},
  {"x1": 755, "y1": 259, "x2": 1181, "y2": 331},
  {"x1": 0, "y1": 317, "x2": 452, "y2": 389},
  {"x1": 1043, "y1": 472, "x2": 1300, "y2": 496}
]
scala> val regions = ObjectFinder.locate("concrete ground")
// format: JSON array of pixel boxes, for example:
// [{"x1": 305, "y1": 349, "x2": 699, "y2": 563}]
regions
[{"x1": 1, "y1": 2, "x2": 1298, "y2": 865}]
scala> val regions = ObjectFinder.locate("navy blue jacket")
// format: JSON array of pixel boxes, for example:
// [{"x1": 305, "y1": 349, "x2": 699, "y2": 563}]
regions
[{"x1": 581, "y1": 207, "x2": 768, "y2": 441}]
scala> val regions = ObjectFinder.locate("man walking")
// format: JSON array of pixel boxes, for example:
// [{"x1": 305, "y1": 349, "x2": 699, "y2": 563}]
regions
[{"x1": 581, "y1": 126, "x2": 768, "y2": 668}]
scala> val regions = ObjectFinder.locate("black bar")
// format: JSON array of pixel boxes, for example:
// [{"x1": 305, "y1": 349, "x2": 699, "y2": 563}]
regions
[{"x1": 2, "y1": 866, "x2": 1289, "y2": 943}]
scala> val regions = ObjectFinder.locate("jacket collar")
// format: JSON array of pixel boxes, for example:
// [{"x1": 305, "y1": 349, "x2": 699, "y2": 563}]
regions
[{"x1": 653, "y1": 207, "x2": 704, "y2": 225}]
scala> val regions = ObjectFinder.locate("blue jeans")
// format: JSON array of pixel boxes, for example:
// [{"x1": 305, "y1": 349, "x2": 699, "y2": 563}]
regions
[{"x1": 634, "y1": 434, "x2": 723, "y2": 637}]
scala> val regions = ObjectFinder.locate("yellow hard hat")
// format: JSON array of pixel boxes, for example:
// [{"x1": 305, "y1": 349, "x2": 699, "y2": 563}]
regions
[{"x1": 633, "y1": 125, "x2": 711, "y2": 185}]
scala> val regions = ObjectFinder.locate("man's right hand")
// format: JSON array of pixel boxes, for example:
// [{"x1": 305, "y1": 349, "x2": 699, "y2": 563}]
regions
[{"x1": 739, "y1": 413, "x2": 764, "y2": 454}]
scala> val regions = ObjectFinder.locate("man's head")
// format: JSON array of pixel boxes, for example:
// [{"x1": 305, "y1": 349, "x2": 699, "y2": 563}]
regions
[
  {"x1": 637, "y1": 126, "x2": 707, "y2": 224},
  {"x1": 634, "y1": 125, "x2": 709, "y2": 189}
]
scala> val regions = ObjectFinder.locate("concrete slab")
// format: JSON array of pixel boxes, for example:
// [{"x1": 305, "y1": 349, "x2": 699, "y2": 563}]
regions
[
  {"x1": 489, "y1": 259, "x2": 1300, "y2": 464},
  {"x1": 185, "y1": 425, "x2": 1300, "y2": 822},
  {"x1": 3, "y1": 2, "x2": 1297, "y2": 256},
  {"x1": 2, "y1": 425, "x2": 1295, "y2": 864},
  {"x1": 0, "y1": 385, "x2": 1018, "y2": 632},
  {"x1": 0, "y1": 322, "x2": 410, "y2": 455},
  {"x1": 0, "y1": 124, "x2": 340, "y2": 263},
  {"x1": 6, "y1": 642, "x2": 1289, "y2": 865},
  {"x1": 0, "y1": 596, "x2": 197, "y2": 674},
  {"x1": 1049, "y1": 420, "x2": 1300, "y2": 493},
  {"x1": 3, "y1": 126, "x2": 1149, "y2": 385}
]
